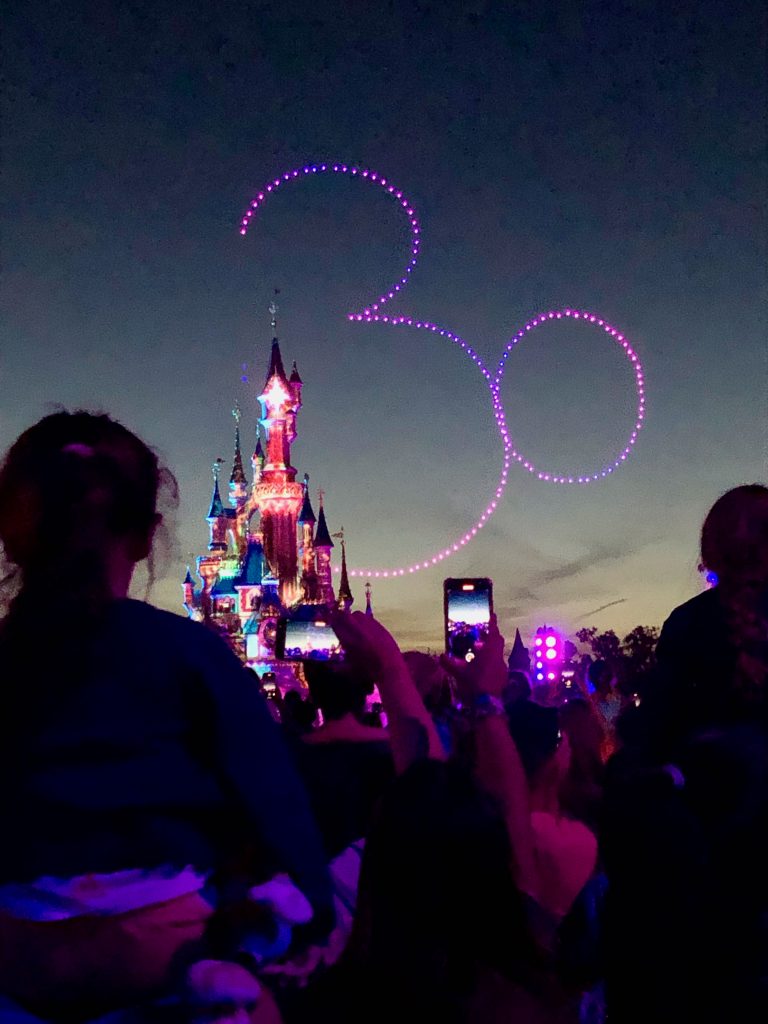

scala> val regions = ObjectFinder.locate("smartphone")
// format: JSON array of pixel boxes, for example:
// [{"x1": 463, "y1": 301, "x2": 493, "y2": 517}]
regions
[
  {"x1": 444, "y1": 578, "x2": 493, "y2": 661},
  {"x1": 275, "y1": 615, "x2": 345, "y2": 662}
]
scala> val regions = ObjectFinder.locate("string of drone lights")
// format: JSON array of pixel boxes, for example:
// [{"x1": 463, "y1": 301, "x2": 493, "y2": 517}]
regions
[{"x1": 240, "y1": 163, "x2": 645, "y2": 578}]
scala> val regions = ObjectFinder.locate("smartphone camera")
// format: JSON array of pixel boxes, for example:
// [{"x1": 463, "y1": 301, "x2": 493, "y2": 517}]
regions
[
  {"x1": 275, "y1": 615, "x2": 345, "y2": 662},
  {"x1": 444, "y1": 578, "x2": 493, "y2": 661}
]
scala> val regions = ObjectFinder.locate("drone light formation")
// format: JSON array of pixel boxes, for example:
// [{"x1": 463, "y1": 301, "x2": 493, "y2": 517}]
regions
[{"x1": 241, "y1": 162, "x2": 646, "y2": 577}]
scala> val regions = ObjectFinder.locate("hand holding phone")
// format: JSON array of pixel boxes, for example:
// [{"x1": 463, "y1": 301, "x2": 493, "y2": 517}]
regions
[
  {"x1": 331, "y1": 610, "x2": 403, "y2": 675},
  {"x1": 440, "y1": 613, "x2": 507, "y2": 698},
  {"x1": 275, "y1": 616, "x2": 345, "y2": 661},
  {"x1": 444, "y1": 578, "x2": 493, "y2": 661}
]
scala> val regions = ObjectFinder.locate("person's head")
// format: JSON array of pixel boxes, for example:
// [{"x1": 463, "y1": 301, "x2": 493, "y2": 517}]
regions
[
  {"x1": 281, "y1": 689, "x2": 316, "y2": 731},
  {"x1": 701, "y1": 484, "x2": 768, "y2": 698},
  {"x1": 0, "y1": 411, "x2": 170, "y2": 611},
  {"x1": 559, "y1": 698, "x2": 605, "y2": 766},
  {"x1": 588, "y1": 659, "x2": 614, "y2": 696},
  {"x1": 503, "y1": 669, "x2": 531, "y2": 707},
  {"x1": 350, "y1": 759, "x2": 532, "y2": 1016},
  {"x1": 303, "y1": 659, "x2": 372, "y2": 721},
  {"x1": 507, "y1": 700, "x2": 570, "y2": 796}
]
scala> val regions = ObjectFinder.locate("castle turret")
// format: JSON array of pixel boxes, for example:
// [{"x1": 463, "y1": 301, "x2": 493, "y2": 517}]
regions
[
  {"x1": 333, "y1": 527, "x2": 354, "y2": 611},
  {"x1": 182, "y1": 566, "x2": 196, "y2": 610},
  {"x1": 313, "y1": 491, "x2": 335, "y2": 605},
  {"x1": 252, "y1": 299, "x2": 304, "y2": 602},
  {"x1": 251, "y1": 432, "x2": 265, "y2": 485},
  {"x1": 289, "y1": 360, "x2": 303, "y2": 407},
  {"x1": 207, "y1": 460, "x2": 228, "y2": 552},
  {"x1": 227, "y1": 404, "x2": 249, "y2": 556},
  {"x1": 298, "y1": 473, "x2": 318, "y2": 601},
  {"x1": 229, "y1": 403, "x2": 248, "y2": 508}
]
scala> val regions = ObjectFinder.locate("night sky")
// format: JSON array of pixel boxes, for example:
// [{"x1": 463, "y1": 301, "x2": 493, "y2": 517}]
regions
[{"x1": 3, "y1": 0, "x2": 766, "y2": 649}]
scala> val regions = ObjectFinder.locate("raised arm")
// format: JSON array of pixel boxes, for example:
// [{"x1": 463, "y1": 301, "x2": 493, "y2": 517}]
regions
[
  {"x1": 442, "y1": 617, "x2": 538, "y2": 899},
  {"x1": 332, "y1": 611, "x2": 445, "y2": 773}
]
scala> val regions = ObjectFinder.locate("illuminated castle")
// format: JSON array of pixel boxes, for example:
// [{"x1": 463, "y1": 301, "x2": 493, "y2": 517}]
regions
[{"x1": 182, "y1": 302, "x2": 355, "y2": 665}]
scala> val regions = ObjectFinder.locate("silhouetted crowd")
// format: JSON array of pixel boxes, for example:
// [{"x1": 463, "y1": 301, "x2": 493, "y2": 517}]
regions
[{"x1": 0, "y1": 411, "x2": 766, "y2": 1023}]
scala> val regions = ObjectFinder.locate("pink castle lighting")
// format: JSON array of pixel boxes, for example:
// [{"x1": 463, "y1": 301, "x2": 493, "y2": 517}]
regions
[{"x1": 240, "y1": 163, "x2": 646, "y2": 577}]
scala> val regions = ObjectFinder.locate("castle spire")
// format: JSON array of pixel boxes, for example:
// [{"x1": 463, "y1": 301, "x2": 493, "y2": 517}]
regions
[
  {"x1": 298, "y1": 473, "x2": 316, "y2": 524},
  {"x1": 365, "y1": 580, "x2": 373, "y2": 617},
  {"x1": 182, "y1": 565, "x2": 197, "y2": 615},
  {"x1": 207, "y1": 459, "x2": 226, "y2": 519},
  {"x1": 253, "y1": 292, "x2": 304, "y2": 601},
  {"x1": 206, "y1": 459, "x2": 228, "y2": 552},
  {"x1": 314, "y1": 490, "x2": 334, "y2": 549},
  {"x1": 333, "y1": 527, "x2": 353, "y2": 611},
  {"x1": 264, "y1": 291, "x2": 288, "y2": 387},
  {"x1": 253, "y1": 426, "x2": 264, "y2": 465},
  {"x1": 264, "y1": 337, "x2": 288, "y2": 388},
  {"x1": 313, "y1": 489, "x2": 335, "y2": 605},
  {"x1": 229, "y1": 403, "x2": 247, "y2": 485}
]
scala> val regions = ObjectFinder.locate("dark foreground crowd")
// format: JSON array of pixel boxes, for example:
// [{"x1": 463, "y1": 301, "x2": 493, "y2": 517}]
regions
[{"x1": 0, "y1": 411, "x2": 766, "y2": 1024}]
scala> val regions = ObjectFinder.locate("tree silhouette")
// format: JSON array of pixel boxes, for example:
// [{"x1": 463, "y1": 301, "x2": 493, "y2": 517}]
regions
[{"x1": 575, "y1": 624, "x2": 659, "y2": 689}]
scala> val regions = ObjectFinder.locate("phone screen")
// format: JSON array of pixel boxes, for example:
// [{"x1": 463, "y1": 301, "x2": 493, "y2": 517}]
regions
[
  {"x1": 277, "y1": 617, "x2": 345, "y2": 662},
  {"x1": 444, "y1": 578, "x2": 493, "y2": 660}
]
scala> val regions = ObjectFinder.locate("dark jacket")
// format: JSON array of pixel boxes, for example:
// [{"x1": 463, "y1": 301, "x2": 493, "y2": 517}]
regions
[
  {"x1": 625, "y1": 587, "x2": 768, "y2": 760},
  {"x1": 295, "y1": 739, "x2": 395, "y2": 858},
  {"x1": 0, "y1": 600, "x2": 332, "y2": 915}
]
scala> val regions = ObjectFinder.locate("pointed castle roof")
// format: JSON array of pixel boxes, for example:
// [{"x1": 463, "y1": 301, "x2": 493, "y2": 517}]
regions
[
  {"x1": 236, "y1": 538, "x2": 264, "y2": 587},
  {"x1": 337, "y1": 539, "x2": 353, "y2": 608},
  {"x1": 507, "y1": 629, "x2": 531, "y2": 673},
  {"x1": 290, "y1": 361, "x2": 303, "y2": 385},
  {"x1": 230, "y1": 407, "x2": 247, "y2": 485},
  {"x1": 299, "y1": 489, "x2": 316, "y2": 525},
  {"x1": 263, "y1": 337, "x2": 288, "y2": 388},
  {"x1": 253, "y1": 432, "x2": 264, "y2": 462},
  {"x1": 207, "y1": 474, "x2": 226, "y2": 519},
  {"x1": 183, "y1": 566, "x2": 194, "y2": 586},
  {"x1": 314, "y1": 505, "x2": 334, "y2": 548}
]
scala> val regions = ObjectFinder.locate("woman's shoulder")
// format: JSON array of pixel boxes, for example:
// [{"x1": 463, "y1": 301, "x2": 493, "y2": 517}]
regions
[
  {"x1": 114, "y1": 600, "x2": 242, "y2": 667},
  {"x1": 117, "y1": 599, "x2": 212, "y2": 637},
  {"x1": 660, "y1": 588, "x2": 723, "y2": 638},
  {"x1": 657, "y1": 589, "x2": 731, "y2": 682}
]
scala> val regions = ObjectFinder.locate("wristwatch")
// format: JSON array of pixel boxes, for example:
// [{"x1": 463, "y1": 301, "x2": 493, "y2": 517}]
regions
[{"x1": 472, "y1": 693, "x2": 506, "y2": 720}]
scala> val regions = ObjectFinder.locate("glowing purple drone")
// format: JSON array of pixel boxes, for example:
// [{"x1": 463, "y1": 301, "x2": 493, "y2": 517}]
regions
[{"x1": 240, "y1": 163, "x2": 646, "y2": 577}]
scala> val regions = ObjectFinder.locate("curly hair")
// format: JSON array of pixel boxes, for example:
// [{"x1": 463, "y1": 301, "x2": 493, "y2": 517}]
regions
[{"x1": 701, "y1": 484, "x2": 768, "y2": 701}]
